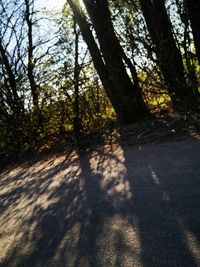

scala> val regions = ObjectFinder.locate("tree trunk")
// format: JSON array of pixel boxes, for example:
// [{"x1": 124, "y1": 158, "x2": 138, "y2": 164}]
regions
[
  {"x1": 25, "y1": 0, "x2": 39, "y2": 108},
  {"x1": 176, "y1": 0, "x2": 199, "y2": 96},
  {"x1": 139, "y1": 0, "x2": 195, "y2": 108},
  {"x1": 83, "y1": 0, "x2": 148, "y2": 120},
  {"x1": 68, "y1": 0, "x2": 149, "y2": 124},
  {"x1": 186, "y1": 0, "x2": 200, "y2": 64},
  {"x1": 0, "y1": 39, "x2": 21, "y2": 113},
  {"x1": 73, "y1": 19, "x2": 81, "y2": 139}
]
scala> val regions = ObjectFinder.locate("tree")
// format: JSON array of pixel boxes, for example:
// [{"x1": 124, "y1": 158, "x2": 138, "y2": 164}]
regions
[
  {"x1": 139, "y1": 0, "x2": 196, "y2": 108},
  {"x1": 175, "y1": 0, "x2": 199, "y2": 96},
  {"x1": 0, "y1": 0, "x2": 25, "y2": 117},
  {"x1": 73, "y1": 19, "x2": 81, "y2": 138},
  {"x1": 185, "y1": 0, "x2": 200, "y2": 64},
  {"x1": 67, "y1": 0, "x2": 149, "y2": 124},
  {"x1": 25, "y1": 0, "x2": 39, "y2": 108}
]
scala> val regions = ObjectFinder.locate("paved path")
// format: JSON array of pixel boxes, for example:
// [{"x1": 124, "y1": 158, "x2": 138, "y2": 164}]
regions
[{"x1": 0, "y1": 136, "x2": 200, "y2": 267}]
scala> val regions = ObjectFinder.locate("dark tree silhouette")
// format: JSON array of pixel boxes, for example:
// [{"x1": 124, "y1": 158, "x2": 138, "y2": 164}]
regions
[
  {"x1": 139, "y1": 0, "x2": 196, "y2": 108},
  {"x1": 186, "y1": 0, "x2": 200, "y2": 64},
  {"x1": 68, "y1": 0, "x2": 149, "y2": 124}
]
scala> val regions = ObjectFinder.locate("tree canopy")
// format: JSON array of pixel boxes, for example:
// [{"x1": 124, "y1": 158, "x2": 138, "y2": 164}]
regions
[{"x1": 0, "y1": 0, "x2": 199, "y2": 161}]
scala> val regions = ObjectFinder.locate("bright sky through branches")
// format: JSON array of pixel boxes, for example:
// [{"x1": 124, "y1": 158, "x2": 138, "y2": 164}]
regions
[{"x1": 38, "y1": 0, "x2": 66, "y2": 11}]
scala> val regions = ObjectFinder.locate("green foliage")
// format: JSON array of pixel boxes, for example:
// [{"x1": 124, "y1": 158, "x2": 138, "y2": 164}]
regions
[{"x1": 0, "y1": 0, "x2": 199, "y2": 166}]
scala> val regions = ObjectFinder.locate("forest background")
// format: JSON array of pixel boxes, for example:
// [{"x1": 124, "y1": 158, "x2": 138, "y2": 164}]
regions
[{"x1": 0, "y1": 0, "x2": 199, "y2": 165}]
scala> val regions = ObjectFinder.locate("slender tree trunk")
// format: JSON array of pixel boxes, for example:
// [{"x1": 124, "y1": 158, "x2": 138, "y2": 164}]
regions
[
  {"x1": 185, "y1": 0, "x2": 200, "y2": 64},
  {"x1": 25, "y1": 0, "x2": 39, "y2": 108},
  {"x1": 25, "y1": 0, "x2": 44, "y2": 137},
  {"x1": 73, "y1": 19, "x2": 81, "y2": 139},
  {"x1": 68, "y1": 0, "x2": 149, "y2": 124},
  {"x1": 139, "y1": 0, "x2": 195, "y2": 108}
]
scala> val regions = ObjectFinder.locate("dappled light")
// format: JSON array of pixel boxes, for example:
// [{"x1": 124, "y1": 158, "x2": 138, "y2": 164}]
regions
[
  {"x1": 178, "y1": 218, "x2": 200, "y2": 265},
  {"x1": 0, "y1": 0, "x2": 200, "y2": 265},
  {"x1": 90, "y1": 144, "x2": 133, "y2": 206},
  {"x1": 1, "y1": 137, "x2": 200, "y2": 266},
  {"x1": 0, "y1": 0, "x2": 199, "y2": 162}
]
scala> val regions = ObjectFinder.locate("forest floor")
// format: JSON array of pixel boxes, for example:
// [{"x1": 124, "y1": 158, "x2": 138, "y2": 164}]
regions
[{"x1": 0, "y1": 126, "x2": 200, "y2": 266}]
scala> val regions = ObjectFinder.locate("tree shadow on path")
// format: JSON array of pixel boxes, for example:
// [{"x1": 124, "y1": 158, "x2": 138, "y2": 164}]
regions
[
  {"x1": 0, "y1": 137, "x2": 200, "y2": 267},
  {"x1": 122, "y1": 137, "x2": 200, "y2": 266}
]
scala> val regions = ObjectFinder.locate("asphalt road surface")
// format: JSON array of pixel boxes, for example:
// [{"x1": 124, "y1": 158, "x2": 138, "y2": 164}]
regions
[{"x1": 0, "y1": 136, "x2": 200, "y2": 267}]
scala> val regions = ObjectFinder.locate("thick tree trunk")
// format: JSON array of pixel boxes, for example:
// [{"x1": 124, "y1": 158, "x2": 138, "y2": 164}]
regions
[
  {"x1": 186, "y1": 0, "x2": 200, "y2": 64},
  {"x1": 0, "y1": 40, "x2": 21, "y2": 113},
  {"x1": 83, "y1": 0, "x2": 148, "y2": 119},
  {"x1": 175, "y1": 0, "x2": 199, "y2": 96},
  {"x1": 139, "y1": 0, "x2": 195, "y2": 108},
  {"x1": 68, "y1": 0, "x2": 149, "y2": 124},
  {"x1": 0, "y1": 42, "x2": 18, "y2": 101}
]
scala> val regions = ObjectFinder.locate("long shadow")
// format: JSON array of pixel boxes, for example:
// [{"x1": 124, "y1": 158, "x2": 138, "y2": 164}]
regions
[
  {"x1": 1, "y1": 146, "x2": 123, "y2": 267},
  {"x1": 73, "y1": 139, "x2": 130, "y2": 266},
  {"x1": 74, "y1": 144, "x2": 140, "y2": 267},
  {"x1": 1, "y1": 134, "x2": 200, "y2": 266},
  {"x1": 122, "y1": 136, "x2": 200, "y2": 266},
  {"x1": 1, "y1": 152, "x2": 85, "y2": 267},
  {"x1": 73, "y1": 149, "x2": 114, "y2": 267},
  {"x1": 0, "y1": 155, "x2": 71, "y2": 218}
]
